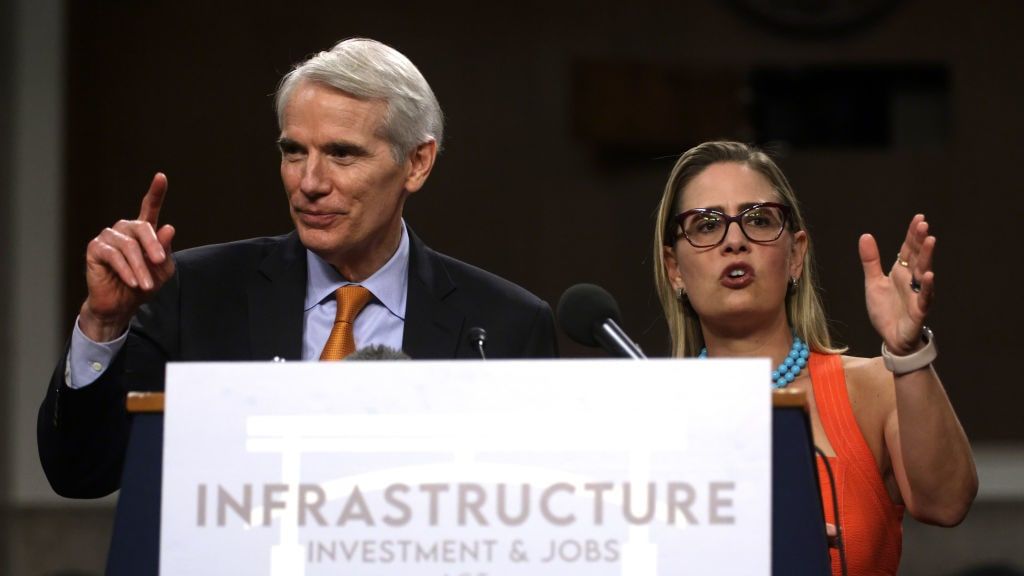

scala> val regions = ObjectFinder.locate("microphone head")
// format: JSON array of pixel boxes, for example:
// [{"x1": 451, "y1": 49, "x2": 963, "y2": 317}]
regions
[
  {"x1": 467, "y1": 326, "x2": 487, "y2": 345},
  {"x1": 345, "y1": 345, "x2": 411, "y2": 361},
  {"x1": 557, "y1": 283, "x2": 622, "y2": 348}
]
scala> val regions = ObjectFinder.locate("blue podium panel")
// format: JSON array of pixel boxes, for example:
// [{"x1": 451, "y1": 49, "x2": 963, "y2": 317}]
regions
[
  {"x1": 107, "y1": 413, "x2": 162, "y2": 576},
  {"x1": 772, "y1": 405, "x2": 832, "y2": 575}
]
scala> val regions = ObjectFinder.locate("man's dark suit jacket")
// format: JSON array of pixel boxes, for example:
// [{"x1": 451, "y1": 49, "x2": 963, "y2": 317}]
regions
[{"x1": 38, "y1": 229, "x2": 557, "y2": 499}]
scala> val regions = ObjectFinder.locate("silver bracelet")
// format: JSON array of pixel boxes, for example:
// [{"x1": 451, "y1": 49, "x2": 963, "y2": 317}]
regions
[{"x1": 881, "y1": 326, "x2": 937, "y2": 375}]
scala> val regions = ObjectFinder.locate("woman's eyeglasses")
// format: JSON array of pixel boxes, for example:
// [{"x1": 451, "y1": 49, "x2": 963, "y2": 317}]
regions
[{"x1": 665, "y1": 202, "x2": 792, "y2": 248}]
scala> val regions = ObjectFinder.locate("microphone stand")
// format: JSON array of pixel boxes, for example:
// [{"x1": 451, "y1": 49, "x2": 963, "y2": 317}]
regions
[{"x1": 595, "y1": 321, "x2": 647, "y2": 359}]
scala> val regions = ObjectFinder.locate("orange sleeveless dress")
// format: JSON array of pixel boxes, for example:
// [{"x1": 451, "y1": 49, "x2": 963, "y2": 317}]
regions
[{"x1": 809, "y1": 353, "x2": 904, "y2": 576}]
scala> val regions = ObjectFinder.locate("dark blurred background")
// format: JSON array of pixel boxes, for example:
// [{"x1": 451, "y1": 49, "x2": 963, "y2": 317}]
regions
[{"x1": 3, "y1": 0, "x2": 1023, "y2": 574}]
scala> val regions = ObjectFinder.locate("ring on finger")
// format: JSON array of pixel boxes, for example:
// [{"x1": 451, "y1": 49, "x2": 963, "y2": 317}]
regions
[
  {"x1": 895, "y1": 253, "x2": 910, "y2": 267},
  {"x1": 910, "y1": 277, "x2": 922, "y2": 293}
]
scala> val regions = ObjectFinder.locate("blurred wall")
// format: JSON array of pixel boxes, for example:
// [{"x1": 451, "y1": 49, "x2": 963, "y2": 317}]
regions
[
  {"x1": 61, "y1": 0, "x2": 1023, "y2": 441},
  {"x1": 9, "y1": 0, "x2": 65, "y2": 507},
  {"x1": 6, "y1": 0, "x2": 1023, "y2": 574},
  {"x1": 0, "y1": 0, "x2": 13, "y2": 569}
]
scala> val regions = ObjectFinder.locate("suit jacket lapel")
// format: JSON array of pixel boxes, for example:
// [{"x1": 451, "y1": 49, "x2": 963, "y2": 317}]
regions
[
  {"x1": 403, "y1": 229, "x2": 464, "y2": 358},
  {"x1": 247, "y1": 232, "x2": 306, "y2": 360}
]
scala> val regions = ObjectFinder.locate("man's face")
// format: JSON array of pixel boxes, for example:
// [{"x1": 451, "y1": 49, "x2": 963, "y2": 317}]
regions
[{"x1": 278, "y1": 81, "x2": 428, "y2": 280}]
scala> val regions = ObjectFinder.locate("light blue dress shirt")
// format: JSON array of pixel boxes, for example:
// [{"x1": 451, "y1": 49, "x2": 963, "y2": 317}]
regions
[
  {"x1": 67, "y1": 222, "x2": 410, "y2": 389},
  {"x1": 301, "y1": 222, "x2": 408, "y2": 360}
]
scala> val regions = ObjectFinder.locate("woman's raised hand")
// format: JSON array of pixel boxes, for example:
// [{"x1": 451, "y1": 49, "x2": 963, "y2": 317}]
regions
[{"x1": 859, "y1": 214, "x2": 935, "y2": 355}]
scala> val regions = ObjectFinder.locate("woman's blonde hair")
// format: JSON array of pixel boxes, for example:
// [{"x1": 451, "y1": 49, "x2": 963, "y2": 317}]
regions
[{"x1": 653, "y1": 141, "x2": 844, "y2": 357}]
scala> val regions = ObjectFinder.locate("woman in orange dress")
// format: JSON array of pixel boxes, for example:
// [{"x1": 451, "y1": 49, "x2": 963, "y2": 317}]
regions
[{"x1": 654, "y1": 141, "x2": 977, "y2": 575}]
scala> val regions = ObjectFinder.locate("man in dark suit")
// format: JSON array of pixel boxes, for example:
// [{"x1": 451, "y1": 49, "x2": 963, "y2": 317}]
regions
[{"x1": 38, "y1": 38, "x2": 557, "y2": 499}]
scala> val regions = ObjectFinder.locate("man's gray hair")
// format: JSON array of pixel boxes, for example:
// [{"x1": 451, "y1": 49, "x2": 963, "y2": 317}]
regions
[{"x1": 275, "y1": 38, "x2": 444, "y2": 162}]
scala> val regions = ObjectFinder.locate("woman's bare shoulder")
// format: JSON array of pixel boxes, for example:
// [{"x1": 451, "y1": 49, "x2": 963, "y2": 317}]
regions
[
  {"x1": 840, "y1": 354, "x2": 892, "y2": 380},
  {"x1": 839, "y1": 354, "x2": 896, "y2": 409},
  {"x1": 838, "y1": 355, "x2": 897, "y2": 474}
]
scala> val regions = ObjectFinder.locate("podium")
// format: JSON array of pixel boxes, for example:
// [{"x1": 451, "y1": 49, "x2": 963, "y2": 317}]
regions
[
  {"x1": 772, "y1": 390, "x2": 833, "y2": 574},
  {"x1": 108, "y1": 389, "x2": 830, "y2": 575}
]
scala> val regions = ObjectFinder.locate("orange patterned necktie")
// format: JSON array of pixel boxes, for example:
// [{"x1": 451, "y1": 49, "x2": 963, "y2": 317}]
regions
[{"x1": 319, "y1": 285, "x2": 373, "y2": 360}]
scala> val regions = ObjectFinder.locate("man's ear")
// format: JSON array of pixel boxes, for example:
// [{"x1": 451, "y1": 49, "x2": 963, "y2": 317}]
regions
[{"x1": 404, "y1": 140, "x2": 437, "y2": 194}]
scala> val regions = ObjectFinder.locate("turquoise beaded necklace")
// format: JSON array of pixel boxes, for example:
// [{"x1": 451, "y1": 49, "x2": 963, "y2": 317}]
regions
[{"x1": 698, "y1": 336, "x2": 809, "y2": 389}]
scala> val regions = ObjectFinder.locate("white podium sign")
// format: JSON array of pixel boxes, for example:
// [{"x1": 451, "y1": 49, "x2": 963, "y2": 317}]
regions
[{"x1": 161, "y1": 359, "x2": 771, "y2": 575}]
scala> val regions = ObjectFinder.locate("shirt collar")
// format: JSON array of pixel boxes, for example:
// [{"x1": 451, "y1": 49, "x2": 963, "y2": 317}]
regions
[{"x1": 303, "y1": 220, "x2": 409, "y2": 320}]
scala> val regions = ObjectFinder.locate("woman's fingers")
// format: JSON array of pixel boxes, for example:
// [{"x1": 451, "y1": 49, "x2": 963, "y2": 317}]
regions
[{"x1": 859, "y1": 233, "x2": 884, "y2": 281}]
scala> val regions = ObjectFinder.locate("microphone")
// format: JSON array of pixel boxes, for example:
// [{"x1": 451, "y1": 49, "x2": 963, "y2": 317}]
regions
[
  {"x1": 557, "y1": 283, "x2": 647, "y2": 359},
  {"x1": 467, "y1": 327, "x2": 488, "y2": 360},
  {"x1": 345, "y1": 345, "x2": 411, "y2": 361}
]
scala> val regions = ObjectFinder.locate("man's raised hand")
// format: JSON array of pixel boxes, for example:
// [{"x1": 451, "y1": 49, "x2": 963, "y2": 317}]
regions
[{"x1": 79, "y1": 173, "x2": 176, "y2": 342}]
